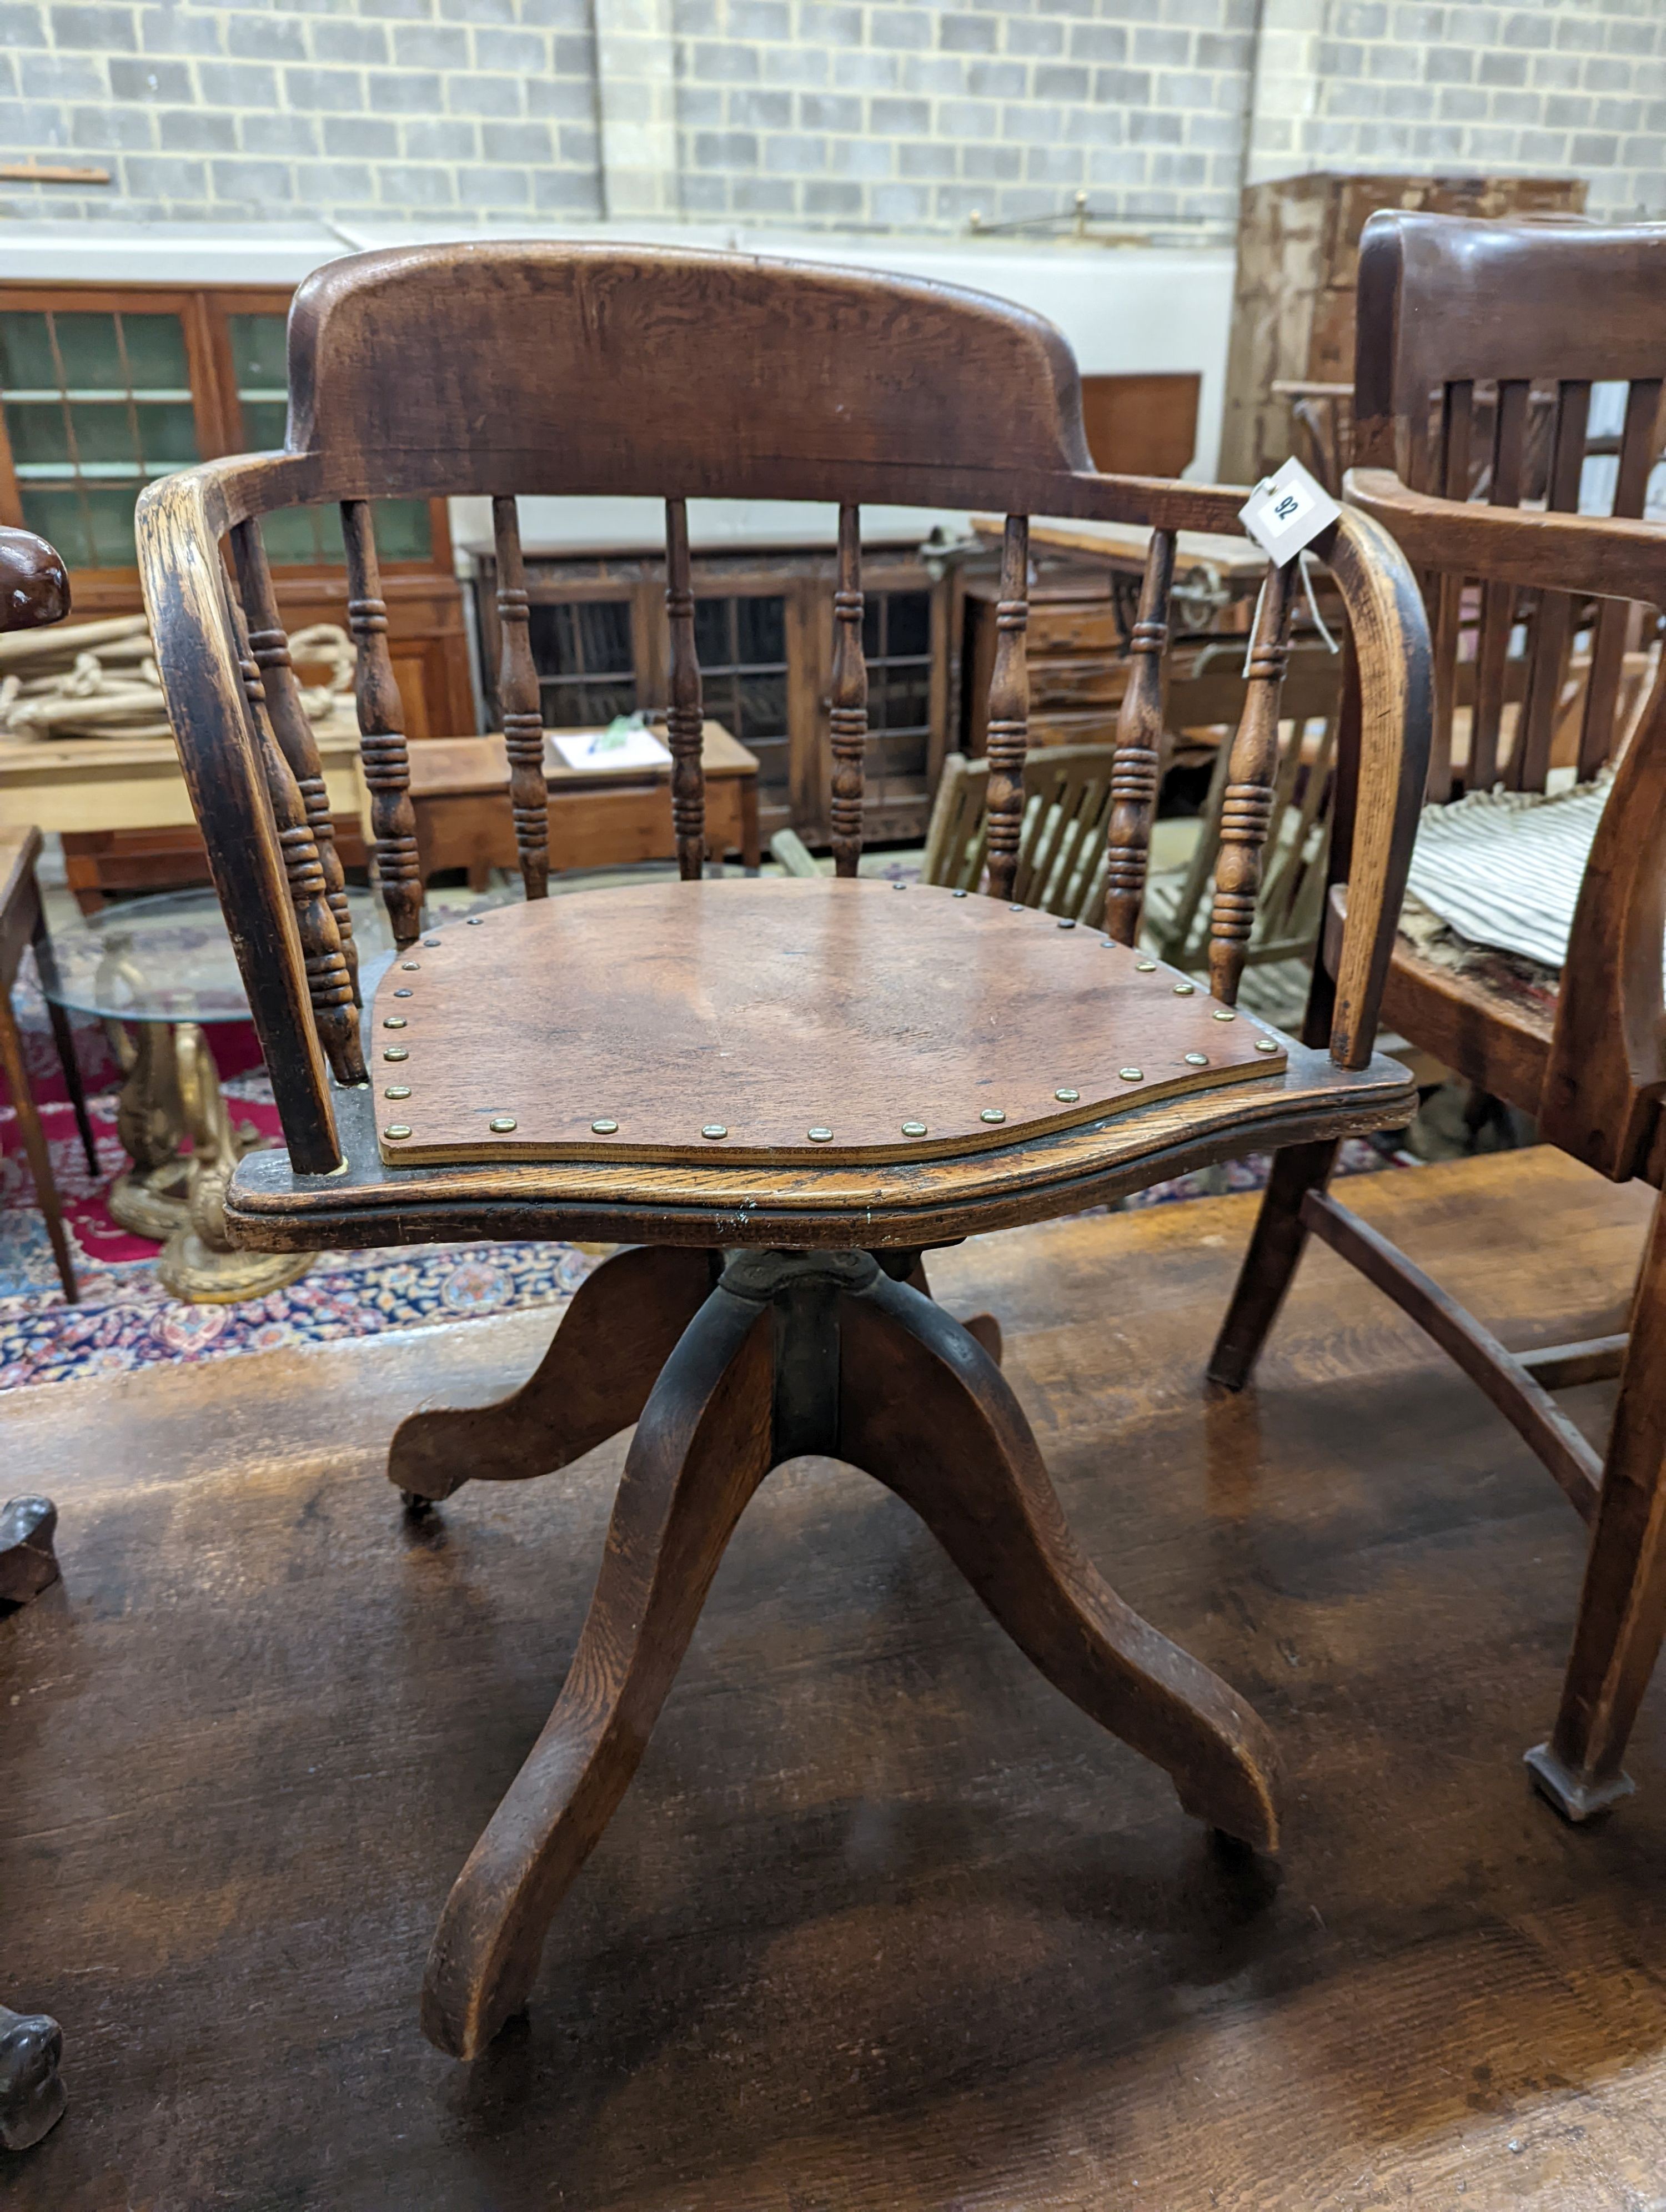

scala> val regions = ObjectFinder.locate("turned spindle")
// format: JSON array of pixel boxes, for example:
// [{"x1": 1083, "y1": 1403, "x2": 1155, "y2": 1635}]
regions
[
  {"x1": 1207, "y1": 559, "x2": 1298, "y2": 1008},
  {"x1": 829, "y1": 504, "x2": 867, "y2": 877},
  {"x1": 491, "y1": 496, "x2": 550, "y2": 899},
  {"x1": 1102, "y1": 528, "x2": 1176, "y2": 944},
  {"x1": 229, "y1": 594, "x2": 366, "y2": 1088},
  {"x1": 231, "y1": 518, "x2": 359, "y2": 1003},
  {"x1": 664, "y1": 498, "x2": 706, "y2": 881},
  {"x1": 983, "y1": 514, "x2": 1030, "y2": 903},
  {"x1": 341, "y1": 501, "x2": 423, "y2": 948}
]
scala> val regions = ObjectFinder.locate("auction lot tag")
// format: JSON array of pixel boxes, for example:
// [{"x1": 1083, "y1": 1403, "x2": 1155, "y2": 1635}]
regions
[{"x1": 1238, "y1": 456, "x2": 1342, "y2": 566}]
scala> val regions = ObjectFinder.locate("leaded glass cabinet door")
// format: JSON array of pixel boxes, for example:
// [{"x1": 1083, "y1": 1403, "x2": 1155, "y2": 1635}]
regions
[
  {"x1": 224, "y1": 309, "x2": 433, "y2": 569},
  {"x1": 0, "y1": 297, "x2": 209, "y2": 572}
]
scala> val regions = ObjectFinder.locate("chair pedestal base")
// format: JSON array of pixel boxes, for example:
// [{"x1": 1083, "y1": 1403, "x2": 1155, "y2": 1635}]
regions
[
  {"x1": 1523, "y1": 1742, "x2": 1636, "y2": 1824},
  {"x1": 391, "y1": 1243, "x2": 1280, "y2": 2060}
]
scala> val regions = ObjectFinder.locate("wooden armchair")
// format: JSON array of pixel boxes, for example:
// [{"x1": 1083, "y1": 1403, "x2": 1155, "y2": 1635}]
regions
[
  {"x1": 138, "y1": 243, "x2": 1429, "y2": 2060},
  {"x1": 906, "y1": 651, "x2": 1343, "y2": 979},
  {"x1": 1211, "y1": 210, "x2": 1666, "y2": 1823}
]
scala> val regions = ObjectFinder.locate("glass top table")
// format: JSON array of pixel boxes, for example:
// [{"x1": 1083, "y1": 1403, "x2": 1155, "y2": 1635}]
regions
[
  {"x1": 36, "y1": 884, "x2": 397, "y2": 1025},
  {"x1": 34, "y1": 884, "x2": 405, "y2": 1303}
]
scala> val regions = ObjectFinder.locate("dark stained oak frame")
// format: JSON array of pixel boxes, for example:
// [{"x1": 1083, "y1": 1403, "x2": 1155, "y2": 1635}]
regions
[
  {"x1": 1211, "y1": 210, "x2": 1666, "y2": 1829},
  {"x1": 136, "y1": 242, "x2": 1432, "y2": 2061}
]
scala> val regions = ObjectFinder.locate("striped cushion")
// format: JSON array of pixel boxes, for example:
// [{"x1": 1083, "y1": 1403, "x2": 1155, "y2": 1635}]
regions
[{"x1": 1403, "y1": 772, "x2": 1614, "y2": 972}]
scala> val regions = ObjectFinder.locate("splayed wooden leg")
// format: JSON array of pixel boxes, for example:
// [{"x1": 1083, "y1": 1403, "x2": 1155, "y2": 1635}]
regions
[
  {"x1": 419, "y1": 1249, "x2": 1276, "y2": 2060},
  {"x1": 389, "y1": 1245, "x2": 715, "y2": 1503},
  {"x1": 840, "y1": 1270, "x2": 1278, "y2": 1851},
  {"x1": 1207, "y1": 1138, "x2": 1338, "y2": 1390},
  {"x1": 420, "y1": 1283, "x2": 774, "y2": 2057},
  {"x1": 1530, "y1": 1180, "x2": 1666, "y2": 1819}
]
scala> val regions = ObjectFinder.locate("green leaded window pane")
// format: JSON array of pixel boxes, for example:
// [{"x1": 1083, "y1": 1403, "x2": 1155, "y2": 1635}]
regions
[
  {"x1": 0, "y1": 313, "x2": 55, "y2": 391},
  {"x1": 258, "y1": 506, "x2": 325, "y2": 565},
  {"x1": 18, "y1": 487, "x2": 92, "y2": 570},
  {"x1": 7, "y1": 401, "x2": 68, "y2": 469},
  {"x1": 52, "y1": 312, "x2": 127, "y2": 391},
  {"x1": 258, "y1": 498, "x2": 429, "y2": 568},
  {"x1": 373, "y1": 499, "x2": 431, "y2": 561},
  {"x1": 243, "y1": 399, "x2": 287, "y2": 451},
  {"x1": 0, "y1": 307, "x2": 198, "y2": 571},
  {"x1": 228, "y1": 311, "x2": 287, "y2": 396},
  {"x1": 116, "y1": 313, "x2": 189, "y2": 390},
  {"x1": 228, "y1": 313, "x2": 431, "y2": 566},
  {"x1": 86, "y1": 486, "x2": 142, "y2": 567}
]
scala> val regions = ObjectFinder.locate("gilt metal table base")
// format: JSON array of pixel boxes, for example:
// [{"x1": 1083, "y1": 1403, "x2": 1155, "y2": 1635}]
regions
[{"x1": 106, "y1": 1019, "x2": 309, "y2": 1303}]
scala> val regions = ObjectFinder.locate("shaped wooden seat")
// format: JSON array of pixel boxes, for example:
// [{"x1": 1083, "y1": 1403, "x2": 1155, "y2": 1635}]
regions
[
  {"x1": 1212, "y1": 211, "x2": 1666, "y2": 1824},
  {"x1": 138, "y1": 242, "x2": 1431, "y2": 2061},
  {"x1": 365, "y1": 878, "x2": 1288, "y2": 1169}
]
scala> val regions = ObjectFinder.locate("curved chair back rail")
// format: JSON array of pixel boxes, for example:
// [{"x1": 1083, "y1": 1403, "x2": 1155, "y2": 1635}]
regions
[
  {"x1": 1347, "y1": 210, "x2": 1666, "y2": 1183},
  {"x1": 1354, "y1": 210, "x2": 1666, "y2": 795},
  {"x1": 138, "y1": 242, "x2": 1431, "y2": 1177}
]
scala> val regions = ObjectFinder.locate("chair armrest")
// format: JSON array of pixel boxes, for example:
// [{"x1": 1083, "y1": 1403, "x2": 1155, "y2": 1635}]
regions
[
  {"x1": 769, "y1": 828, "x2": 823, "y2": 877},
  {"x1": 1346, "y1": 469, "x2": 1666, "y2": 607},
  {"x1": 1321, "y1": 505, "x2": 1435, "y2": 1069}
]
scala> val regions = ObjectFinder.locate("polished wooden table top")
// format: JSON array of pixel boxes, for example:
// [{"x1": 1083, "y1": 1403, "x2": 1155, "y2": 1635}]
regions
[{"x1": 407, "y1": 720, "x2": 756, "y2": 799}]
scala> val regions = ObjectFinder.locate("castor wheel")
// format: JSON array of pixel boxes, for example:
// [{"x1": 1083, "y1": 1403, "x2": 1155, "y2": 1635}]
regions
[{"x1": 400, "y1": 1491, "x2": 436, "y2": 1515}]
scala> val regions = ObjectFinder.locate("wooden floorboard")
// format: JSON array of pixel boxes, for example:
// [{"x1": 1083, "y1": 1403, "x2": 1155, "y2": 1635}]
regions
[{"x1": 3, "y1": 1147, "x2": 1663, "y2": 2210}]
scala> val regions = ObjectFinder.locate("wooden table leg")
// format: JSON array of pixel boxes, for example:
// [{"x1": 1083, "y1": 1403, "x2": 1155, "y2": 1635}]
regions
[{"x1": 0, "y1": 996, "x2": 78, "y2": 1305}]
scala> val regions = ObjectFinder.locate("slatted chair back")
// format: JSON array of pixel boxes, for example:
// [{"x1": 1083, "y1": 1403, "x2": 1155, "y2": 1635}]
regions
[
  {"x1": 920, "y1": 741, "x2": 1118, "y2": 913},
  {"x1": 1350, "y1": 211, "x2": 1666, "y2": 1182},
  {"x1": 138, "y1": 243, "x2": 1429, "y2": 1179},
  {"x1": 1356, "y1": 211, "x2": 1666, "y2": 801},
  {"x1": 1140, "y1": 649, "x2": 1344, "y2": 974}
]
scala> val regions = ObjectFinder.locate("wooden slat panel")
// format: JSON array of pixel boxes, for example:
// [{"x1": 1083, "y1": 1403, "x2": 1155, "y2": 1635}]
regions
[
  {"x1": 1512, "y1": 378, "x2": 1590, "y2": 793},
  {"x1": 1468, "y1": 378, "x2": 1529, "y2": 790},
  {"x1": 1580, "y1": 375, "x2": 1663, "y2": 777},
  {"x1": 1427, "y1": 379, "x2": 1473, "y2": 800}
]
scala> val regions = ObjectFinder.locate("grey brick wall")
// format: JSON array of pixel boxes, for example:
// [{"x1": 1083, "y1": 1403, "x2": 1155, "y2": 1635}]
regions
[
  {"x1": 2, "y1": 0, "x2": 1662, "y2": 231},
  {"x1": 0, "y1": 0, "x2": 603, "y2": 221},
  {"x1": 1248, "y1": 0, "x2": 1666, "y2": 223},
  {"x1": 671, "y1": 0, "x2": 1256, "y2": 233}
]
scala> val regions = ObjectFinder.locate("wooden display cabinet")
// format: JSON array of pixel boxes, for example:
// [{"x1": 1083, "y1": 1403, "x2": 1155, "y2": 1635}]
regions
[
  {"x1": 0, "y1": 279, "x2": 476, "y2": 898},
  {"x1": 469, "y1": 540, "x2": 952, "y2": 848}
]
